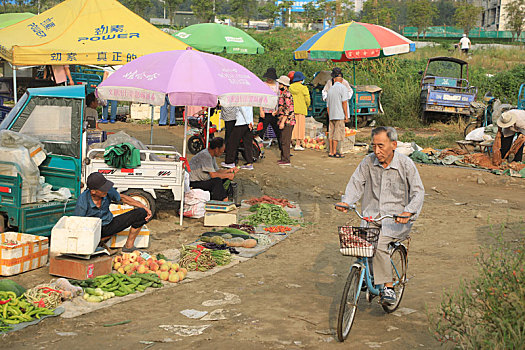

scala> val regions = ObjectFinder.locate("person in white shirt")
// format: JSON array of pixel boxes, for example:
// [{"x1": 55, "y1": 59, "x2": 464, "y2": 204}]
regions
[
  {"x1": 222, "y1": 106, "x2": 255, "y2": 170},
  {"x1": 458, "y1": 34, "x2": 471, "y2": 54}
]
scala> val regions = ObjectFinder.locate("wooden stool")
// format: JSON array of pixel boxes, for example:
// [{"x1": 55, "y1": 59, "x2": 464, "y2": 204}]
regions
[
  {"x1": 479, "y1": 140, "x2": 493, "y2": 156},
  {"x1": 456, "y1": 140, "x2": 474, "y2": 153}
]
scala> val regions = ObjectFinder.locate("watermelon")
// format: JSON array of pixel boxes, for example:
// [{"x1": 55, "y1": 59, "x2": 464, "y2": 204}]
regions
[{"x1": 0, "y1": 279, "x2": 26, "y2": 297}]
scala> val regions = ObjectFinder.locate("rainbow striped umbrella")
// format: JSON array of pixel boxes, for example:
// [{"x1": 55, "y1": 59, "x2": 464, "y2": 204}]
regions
[{"x1": 294, "y1": 21, "x2": 415, "y2": 61}]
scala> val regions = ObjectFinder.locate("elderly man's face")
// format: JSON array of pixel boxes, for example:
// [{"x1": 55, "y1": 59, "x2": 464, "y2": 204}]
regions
[{"x1": 372, "y1": 131, "x2": 397, "y2": 165}]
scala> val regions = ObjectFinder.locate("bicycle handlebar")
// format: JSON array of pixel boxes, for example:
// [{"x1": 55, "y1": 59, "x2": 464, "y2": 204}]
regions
[{"x1": 334, "y1": 204, "x2": 410, "y2": 223}]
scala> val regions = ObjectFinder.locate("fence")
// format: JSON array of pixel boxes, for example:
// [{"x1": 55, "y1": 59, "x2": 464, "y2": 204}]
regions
[{"x1": 401, "y1": 26, "x2": 525, "y2": 41}]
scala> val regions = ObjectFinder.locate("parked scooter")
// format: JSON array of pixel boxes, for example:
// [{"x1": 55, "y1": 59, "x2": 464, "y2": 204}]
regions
[{"x1": 187, "y1": 115, "x2": 218, "y2": 154}]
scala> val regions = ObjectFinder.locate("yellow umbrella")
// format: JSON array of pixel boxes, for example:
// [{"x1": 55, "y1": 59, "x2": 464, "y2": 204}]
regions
[{"x1": 0, "y1": 0, "x2": 189, "y2": 66}]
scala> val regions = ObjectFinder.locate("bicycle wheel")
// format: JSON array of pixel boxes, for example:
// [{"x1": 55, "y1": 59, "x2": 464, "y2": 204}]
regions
[
  {"x1": 463, "y1": 122, "x2": 478, "y2": 137},
  {"x1": 337, "y1": 266, "x2": 362, "y2": 342},
  {"x1": 382, "y1": 245, "x2": 408, "y2": 313}
]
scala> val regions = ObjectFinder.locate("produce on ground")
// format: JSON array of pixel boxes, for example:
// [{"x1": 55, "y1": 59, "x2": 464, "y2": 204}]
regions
[
  {"x1": 211, "y1": 250, "x2": 232, "y2": 266},
  {"x1": 0, "y1": 280, "x2": 26, "y2": 297},
  {"x1": 24, "y1": 285, "x2": 63, "y2": 309},
  {"x1": 0, "y1": 291, "x2": 54, "y2": 327},
  {"x1": 111, "y1": 251, "x2": 186, "y2": 283},
  {"x1": 70, "y1": 271, "x2": 181, "y2": 300},
  {"x1": 252, "y1": 234, "x2": 272, "y2": 246},
  {"x1": 83, "y1": 288, "x2": 115, "y2": 303},
  {"x1": 228, "y1": 224, "x2": 255, "y2": 234},
  {"x1": 304, "y1": 135, "x2": 327, "y2": 150},
  {"x1": 245, "y1": 195, "x2": 296, "y2": 208},
  {"x1": 244, "y1": 203, "x2": 300, "y2": 226},
  {"x1": 264, "y1": 226, "x2": 292, "y2": 233},
  {"x1": 180, "y1": 245, "x2": 217, "y2": 272}
]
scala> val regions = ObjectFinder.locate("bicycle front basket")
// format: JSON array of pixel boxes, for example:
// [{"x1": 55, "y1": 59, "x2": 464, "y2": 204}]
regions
[{"x1": 338, "y1": 226, "x2": 380, "y2": 257}]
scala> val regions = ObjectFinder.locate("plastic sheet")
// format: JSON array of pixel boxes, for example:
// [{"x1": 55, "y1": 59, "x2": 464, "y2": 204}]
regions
[{"x1": 0, "y1": 146, "x2": 40, "y2": 203}]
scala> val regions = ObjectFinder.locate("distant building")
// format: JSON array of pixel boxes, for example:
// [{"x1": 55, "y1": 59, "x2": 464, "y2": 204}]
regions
[
  {"x1": 480, "y1": 0, "x2": 511, "y2": 30},
  {"x1": 173, "y1": 11, "x2": 199, "y2": 27}
]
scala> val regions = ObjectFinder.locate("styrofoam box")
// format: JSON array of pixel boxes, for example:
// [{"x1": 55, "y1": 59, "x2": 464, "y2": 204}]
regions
[
  {"x1": 108, "y1": 204, "x2": 150, "y2": 248},
  {"x1": 50, "y1": 216, "x2": 102, "y2": 255},
  {"x1": 0, "y1": 232, "x2": 49, "y2": 276}
]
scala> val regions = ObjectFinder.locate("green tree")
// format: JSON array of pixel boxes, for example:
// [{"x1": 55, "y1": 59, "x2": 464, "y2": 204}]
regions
[
  {"x1": 504, "y1": 0, "x2": 525, "y2": 41},
  {"x1": 278, "y1": 0, "x2": 293, "y2": 26},
  {"x1": 302, "y1": 1, "x2": 324, "y2": 26},
  {"x1": 165, "y1": 0, "x2": 184, "y2": 25},
  {"x1": 434, "y1": 0, "x2": 456, "y2": 26},
  {"x1": 191, "y1": 0, "x2": 215, "y2": 22},
  {"x1": 230, "y1": 0, "x2": 257, "y2": 25},
  {"x1": 407, "y1": 0, "x2": 437, "y2": 39},
  {"x1": 121, "y1": 0, "x2": 151, "y2": 18},
  {"x1": 258, "y1": 2, "x2": 279, "y2": 22},
  {"x1": 360, "y1": 0, "x2": 397, "y2": 27},
  {"x1": 453, "y1": 1, "x2": 482, "y2": 34}
]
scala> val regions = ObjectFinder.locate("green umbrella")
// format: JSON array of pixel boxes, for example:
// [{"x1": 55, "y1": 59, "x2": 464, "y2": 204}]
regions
[
  {"x1": 173, "y1": 23, "x2": 264, "y2": 54},
  {"x1": 0, "y1": 12, "x2": 35, "y2": 29}
]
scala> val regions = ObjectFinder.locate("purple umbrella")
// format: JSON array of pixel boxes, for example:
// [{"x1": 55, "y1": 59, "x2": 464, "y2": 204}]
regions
[
  {"x1": 97, "y1": 49, "x2": 277, "y2": 227},
  {"x1": 97, "y1": 49, "x2": 278, "y2": 109}
]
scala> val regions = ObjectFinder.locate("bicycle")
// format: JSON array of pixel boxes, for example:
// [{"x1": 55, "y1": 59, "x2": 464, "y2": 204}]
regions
[{"x1": 335, "y1": 204, "x2": 409, "y2": 342}]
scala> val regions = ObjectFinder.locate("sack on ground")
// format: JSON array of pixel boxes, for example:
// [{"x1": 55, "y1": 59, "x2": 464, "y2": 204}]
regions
[{"x1": 183, "y1": 189, "x2": 210, "y2": 218}]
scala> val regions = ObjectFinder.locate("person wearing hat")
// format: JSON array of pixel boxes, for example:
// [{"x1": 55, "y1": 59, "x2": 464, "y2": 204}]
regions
[
  {"x1": 258, "y1": 68, "x2": 281, "y2": 149},
  {"x1": 458, "y1": 34, "x2": 471, "y2": 54},
  {"x1": 276, "y1": 75, "x2": 295, "y2": 165},
  {"x1": 493, "y1": 109, "x2": 525, "y2": 165},
  {"x1": 322, "y1": 68, "x2": 353, "y2": 124},
  {"x1": 289, "y1": 71, "x2": 310, "y2": 151},
  {"x1": 74, "y1": 172, "x2": 152, "y2": 253},
  {"x1": 326, "y1": 68, "x2": 350, "y2": 158}
]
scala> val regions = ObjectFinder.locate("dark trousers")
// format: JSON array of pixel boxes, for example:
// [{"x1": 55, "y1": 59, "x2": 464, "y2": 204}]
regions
[
  {"x1": 101, "y1": 208, "x2": 148, "y2": 238},
  {"x1": 500, "y1": 133, "x2": 524, "y2": 162},
  {"x1": 225, "y1": 125, "x2": 253, "y2": 164},
  {"x1": 224, "y1": 120, "x2": 236, "y2": 144},
  {"x1": 191, "y1": 177, "x2": 228, "y2": 201},
  {"x1": 259, "y1": 113, "x2": 282, "y2": 150},
  {"x1": 280, "y1": 124, "x2": 294, "y2": 162}
]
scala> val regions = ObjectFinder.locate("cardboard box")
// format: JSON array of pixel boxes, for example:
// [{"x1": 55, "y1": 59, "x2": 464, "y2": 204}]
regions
[
  {"x1": 0, "y1": 232, "x2": 49, "y2": 276},
  {"x1": 204, "y1": 209, "x2": 238, "y2": 227},
  {"x1": 49, "y1": 254, "x2": 112, "y2": 280},
  {"x1": 108, "y1": 204, "x2": 150, "y2": 248}
]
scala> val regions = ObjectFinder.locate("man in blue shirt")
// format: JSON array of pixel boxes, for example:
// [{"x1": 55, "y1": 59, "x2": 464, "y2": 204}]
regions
[{"x1": 74, "y1": 172, "x2": 152, "y2": 252}]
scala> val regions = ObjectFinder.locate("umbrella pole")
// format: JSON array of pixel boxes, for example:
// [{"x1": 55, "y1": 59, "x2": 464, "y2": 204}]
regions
[
  {"x1": 206, "y1": 107, "x2": 211, "y2": 149},
  {"x1": 150, "y1": 105, "x2": 154, "y2": 144},
  {"x1": 12, "y1": 64, "x2": 17, "y2": 104},
  {"x1": 353, "y1": 61, "x2": 357, "y2": 130},
  {"x1": 180, "y1": 106, "x2": 188, "y2": 226}
]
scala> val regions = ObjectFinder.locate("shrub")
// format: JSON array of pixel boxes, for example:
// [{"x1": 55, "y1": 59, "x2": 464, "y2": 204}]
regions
[{"x1": 428, "y1": 224, "x2": 525, "y2": 348}]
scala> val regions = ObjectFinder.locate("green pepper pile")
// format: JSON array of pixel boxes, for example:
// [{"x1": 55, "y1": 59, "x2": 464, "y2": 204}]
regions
[
  {"x1": 70, "y1": 272, "x2": 163, "y2": 298},
  {"x1": 0, "y1": 291, "x2": 54, "y2": 329}
]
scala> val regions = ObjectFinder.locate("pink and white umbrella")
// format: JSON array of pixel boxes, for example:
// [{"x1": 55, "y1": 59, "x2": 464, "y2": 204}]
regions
[
  {"x1": 97, "y1": 49, "x2": 277, "y2": 109},
  {"x1": 97, "y1": 49, "x2": 277, "y2": 226}
]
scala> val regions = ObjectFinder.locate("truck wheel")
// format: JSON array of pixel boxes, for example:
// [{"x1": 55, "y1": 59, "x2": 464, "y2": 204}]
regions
[
  {"x1": 121, "y1": 190, "x2": 156, "y2": 218},
  {"x1": 356, "y1": 116, "x2": 368, "y2": 128},
  {"x1": 188, "y1": 136, "x2": 204, "y2": 155}
]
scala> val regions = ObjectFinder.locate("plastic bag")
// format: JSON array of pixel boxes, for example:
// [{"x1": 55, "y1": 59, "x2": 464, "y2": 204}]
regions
[
  {"x1": 0, "y1": 146, "x2": 40, "y2": 203},
  {"x1": 0, "y1": 130, "x2": 47, "y2": 166},
  {"x1": 183, "y1": 189, "x2": 210, "y2": 218},
  {"x1": 37, "y1": 183, "x2": 72, "y2": 202},
  {"x1": 465, "y1": 127, "x2": 485, "y2": 141}
]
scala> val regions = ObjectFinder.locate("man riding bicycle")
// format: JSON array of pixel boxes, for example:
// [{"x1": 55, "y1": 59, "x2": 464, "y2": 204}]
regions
[{"x1": 336, "y1": 126, "x2": 424, "y2": 305}]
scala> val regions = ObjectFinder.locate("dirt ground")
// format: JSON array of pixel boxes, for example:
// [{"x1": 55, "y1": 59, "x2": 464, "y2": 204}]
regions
[{"x1": 3, "y1": 122, "x2": 525, "y2": 350}]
